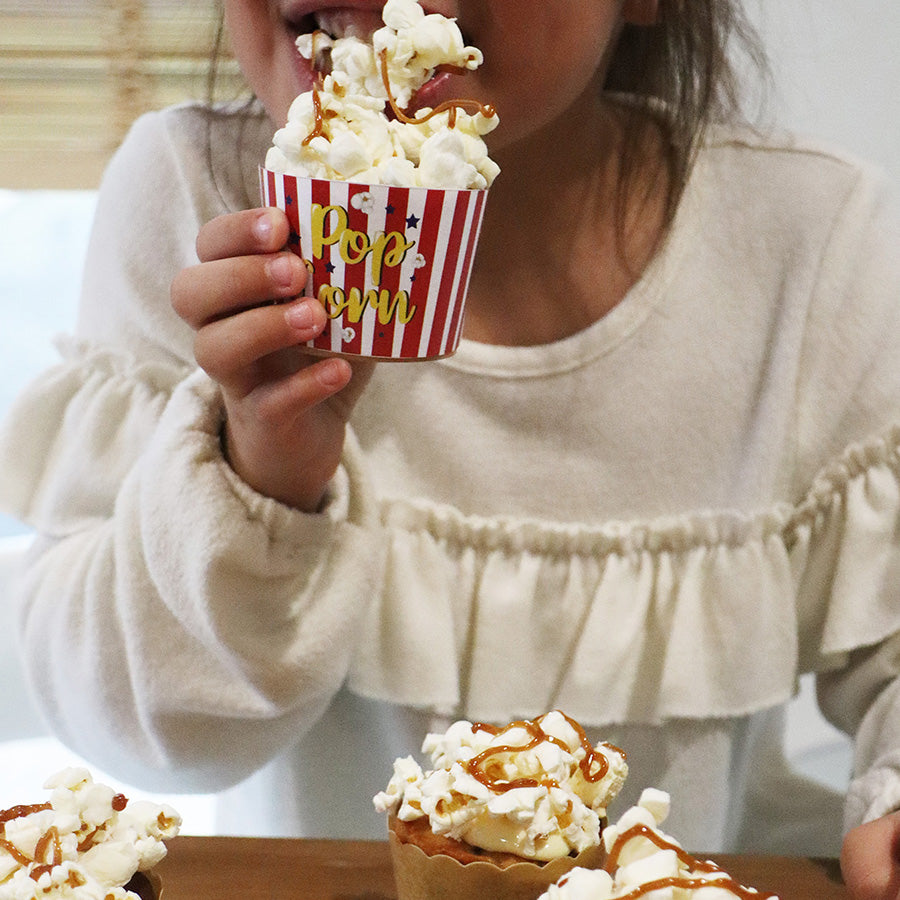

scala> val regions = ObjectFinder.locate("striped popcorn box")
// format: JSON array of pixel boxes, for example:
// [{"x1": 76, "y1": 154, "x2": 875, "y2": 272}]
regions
[{"x1": 260, "y1": 167, "x2": 488, "y2": 361}]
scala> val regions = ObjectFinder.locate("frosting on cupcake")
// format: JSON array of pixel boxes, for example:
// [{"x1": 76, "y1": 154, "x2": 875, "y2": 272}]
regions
[{"x1": 374, "y1": 710, "x2": 628, "y2": 861}]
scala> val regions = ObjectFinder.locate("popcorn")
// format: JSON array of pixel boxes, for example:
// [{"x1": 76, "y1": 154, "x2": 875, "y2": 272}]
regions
[
  {"x1": 373, "y1": 710, "x2": 628, "y2": 861},
  {"x1": 266, "y1": 0, "x2": 500, "y2": 188},
  {"x1": 536, "y1": 789, "x2": 779, "y2": 900},
  {"x1": 0, "y1": 768, "x2": 180, "y2": 900}
]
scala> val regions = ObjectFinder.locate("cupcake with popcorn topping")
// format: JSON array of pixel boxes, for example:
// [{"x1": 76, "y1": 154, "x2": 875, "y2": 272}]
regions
[
  {"x1": 374, "y1": 710, "x2": 628, "y2": 900},
  {"x1": 537, "y1": 788, "x2": 779, "y2": 900}
]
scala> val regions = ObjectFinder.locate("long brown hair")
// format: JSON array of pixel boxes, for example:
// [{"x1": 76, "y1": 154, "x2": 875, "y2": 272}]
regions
[{"x1": 605, "y1": 0, "x2": 770, "y2": 226}]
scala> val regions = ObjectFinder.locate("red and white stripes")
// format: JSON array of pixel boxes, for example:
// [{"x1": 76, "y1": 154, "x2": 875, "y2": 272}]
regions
[{"x1": 261, "y1": 167, "x2": 487, "y2": 360}]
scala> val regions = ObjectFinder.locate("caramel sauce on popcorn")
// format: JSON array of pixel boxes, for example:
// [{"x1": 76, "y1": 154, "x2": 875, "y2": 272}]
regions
[
  {"x1": 31, "y1": 826, "x2": 62, "y2": 880},
  {"x1": 0, "y1": 838, "x2": 32, "y2": 867},
  {"x1": 466, "y1": 712, "x2": 624, "y2": 794},
  {"x1": 0, "y1": 803, "x2": 53, "y2": 868},
  {"x1": 600, "y1": 824, "x2": 778, "y2": 900},
  {"x1": 76, "y1": 828, "x2": 102, "y2": 854},
  {"x1": 378, "y1": 49, "x2": 496, "y2": 128},
  {"x1": 304, "y1": 32, "x2": 335, "y2": 146},
  {"x1": 304, "y1": 88, "x2": 341, "y2": 146},
  {"x1": 604, "y1": 824, "x2": 719, "y2": 876},
  {"x1": 610, "y1": 876, "x2": 775, "y2": 900},
  {"x1": 0, "y1": 793, "x2": 131, "y2": 881},
  {"x1": 0, "y1": 803, "x2": 51, "y2": 824},
  {"x1": 300, "y1": 30, "x2": 496, "y2": 148}
]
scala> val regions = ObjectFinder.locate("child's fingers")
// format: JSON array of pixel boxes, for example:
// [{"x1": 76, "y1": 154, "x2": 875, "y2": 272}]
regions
[
  {"x1": 196, "y1": 208, "x2": 290, "y2": 262},
  {"x1": 193, "y1": 297, "x2": 327, "y2": 392},
  {"x1": 246, "y1": 356, "x2": 354, "y2": 428},
  {"x1": 841, "y1": 814, "x2": 900, "y2": 900},
  {"x1": 171, "y1": 250, "x2": 308, "y2": 328}
]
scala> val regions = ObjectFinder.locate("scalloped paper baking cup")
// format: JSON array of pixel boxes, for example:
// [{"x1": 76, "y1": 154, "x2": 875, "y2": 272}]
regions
[
  {"x1": 260, "y1": 167, "x2": 488, "y2": 361},
  {"x1": 387, "y1": 828, "x2": 607, "y2": 900},
  {"x1": 126, "y1": 870, "x2": 162, "y2": 900}
]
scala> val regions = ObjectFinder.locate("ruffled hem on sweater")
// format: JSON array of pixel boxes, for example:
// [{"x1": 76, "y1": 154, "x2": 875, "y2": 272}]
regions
[
  {"x1": 349, "y1": 424, "x2": 900, "y2": 725},
  {"x1": 2, "y1": 340, "x2": 898, "y2": 727}
]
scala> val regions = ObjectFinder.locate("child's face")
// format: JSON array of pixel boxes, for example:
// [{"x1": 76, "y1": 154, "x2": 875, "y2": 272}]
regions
[{"x1": 225, "y1": 1, "x2": 629, "y2": 150}]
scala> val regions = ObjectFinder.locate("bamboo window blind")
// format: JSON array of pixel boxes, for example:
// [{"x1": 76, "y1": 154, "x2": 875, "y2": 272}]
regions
[{"x1": 0, "y1": 0, "x2": 244, "y2": 189}]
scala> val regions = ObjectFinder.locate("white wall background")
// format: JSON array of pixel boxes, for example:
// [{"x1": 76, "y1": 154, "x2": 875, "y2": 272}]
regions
[{"x1": 744, "y1": 0, "x2": 900, "y2": 189}]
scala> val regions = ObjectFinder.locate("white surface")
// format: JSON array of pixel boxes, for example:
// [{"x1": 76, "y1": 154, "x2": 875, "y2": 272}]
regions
[{"x1": 745, "y1": 0, "x2": 900, "y2": 189}]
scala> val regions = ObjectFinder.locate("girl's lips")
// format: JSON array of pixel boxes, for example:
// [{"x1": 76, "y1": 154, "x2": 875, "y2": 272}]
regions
[
  {"x1": 406, "y1": 56, "x2": 492, "y2": 119},
  {"x1": 280, "y1": 3, "x2": 383, "y2": 52},
  {"x1": 406, "y1": 69, "x2": 465, "y2": 115},
  {"x1": 280, "y1": 2, "x2": 461, "y2": 39},
  {"x1": 277, "y1": 2, "x2": 478, "y2": 108},
  {"x1": 278, "y1": 6, "x2": 381, "y2": 90},
  {"x1": 280, "y1": 0, "x2": 385, "y2": 21}
]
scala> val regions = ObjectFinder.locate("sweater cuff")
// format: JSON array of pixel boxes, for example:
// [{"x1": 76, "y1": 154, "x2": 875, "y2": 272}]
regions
[
  {"x1": 179, "y1": 368, "x2": 362, "y2": 538},
  {"x1": 845, "y1": 753, "x2": 900, "y2": 832}
]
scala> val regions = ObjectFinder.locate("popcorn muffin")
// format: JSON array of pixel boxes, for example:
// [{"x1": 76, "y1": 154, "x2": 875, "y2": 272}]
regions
[
  {"x1": 537, "y1": 789, "x2": 779, "y2": 900},
  {"x1": 0, "y1": 768, "x2": 180, "y2": 900},
  {"x1": 373, "y1": 710, "x2": 628, "y2": 900}
]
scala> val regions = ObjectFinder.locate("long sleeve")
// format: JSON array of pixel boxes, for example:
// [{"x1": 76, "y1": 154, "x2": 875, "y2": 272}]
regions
[
  {"x1": 791, "y1": 159, "x2": 900, "y2": 832},
  {"x1": 0, "y1": 106, "x2": 385, "y2": 794}
]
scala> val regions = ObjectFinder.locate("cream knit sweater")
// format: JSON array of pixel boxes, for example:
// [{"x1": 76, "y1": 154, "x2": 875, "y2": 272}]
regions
[{"x1": 1, "y1": 102, "x2": 898, "y2": 853}]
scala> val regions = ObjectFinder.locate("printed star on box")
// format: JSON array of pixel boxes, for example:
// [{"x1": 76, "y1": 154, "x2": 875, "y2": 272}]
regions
[{"x1": 406, "y1": 213, "x2": 420, "y2": 228}]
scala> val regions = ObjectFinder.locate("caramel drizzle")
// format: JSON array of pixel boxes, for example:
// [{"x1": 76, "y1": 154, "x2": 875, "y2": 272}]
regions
[
  {"x1": 0, "y1": 803, "x2": 51, "y2": 824},
  {"x1": 378, "y1": 49, "x2": 496, "y2": 128},
  {"x1": 0, "y1": 794, "x2": 129, "y2": 881},
  {"x1": 301, "y1": 36, "x2": 497, "y2": 147},
  {"x1": 303, "y1": 32, "x2": 332, "y2": 146},
  {"x1": 613, "y1": 876, "x2": 776, "y2": 900},
  {"x1": 466, "y1": 712, "x2": 624, "y2": 794},
  {"x1": 0, "y1": 838, "x2": 32, "y2": 867},
  {"x1": 30, "y1": 826, "x2": 62, "y2": 880},
  {"x1": 601, "y1": 824, "x2": 778, "y2": 900}
]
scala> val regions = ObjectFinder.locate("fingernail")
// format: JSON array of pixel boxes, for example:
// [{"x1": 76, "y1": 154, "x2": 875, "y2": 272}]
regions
[
  {"x1": 285, "y1": 299, "x2": 315, "y2": 331},
  {"x1": 268, "y1": 255, "x2": 295, "y2": 287},
  {"x1": 253, "y1": 210, "x2": 274, "y2": 242},
  {"x1": 318, "y1": 358, "x2": 350, "y2": 389}
]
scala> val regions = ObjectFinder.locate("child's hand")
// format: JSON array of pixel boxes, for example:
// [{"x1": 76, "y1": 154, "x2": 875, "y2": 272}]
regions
[
  {"x1": 171, "y1": 207, "x2": 373, "y2": 513},
  {"x1": 842, "y1": 811, "x2": 900, "y2": 899}
]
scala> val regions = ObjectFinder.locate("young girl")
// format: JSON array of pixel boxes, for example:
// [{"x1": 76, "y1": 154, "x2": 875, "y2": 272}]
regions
[{"x1": 1, "y1": 2, "x2": 898, "y2": 895}]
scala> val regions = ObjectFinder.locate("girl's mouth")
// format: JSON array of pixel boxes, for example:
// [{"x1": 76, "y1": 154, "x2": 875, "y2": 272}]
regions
[
  {"x1": 284, "y1": 4, "x2": 471, "y2": 49},
  {"x1": 281, "y1": 4, "x2": 478, "y2": 112},
  {"x1": 283, "y1": 7, "x2": 386, "y2": 77},
  {"x1": 285, "y1": 8, "x2": 385, "y2": 44}
]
